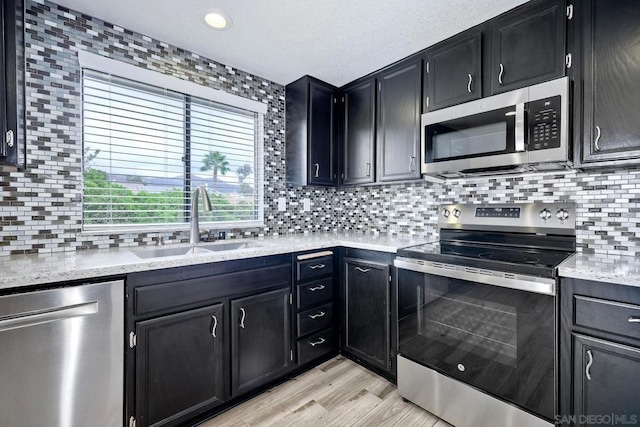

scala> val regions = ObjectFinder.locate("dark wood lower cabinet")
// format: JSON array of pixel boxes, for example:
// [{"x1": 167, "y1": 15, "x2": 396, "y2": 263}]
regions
[
  {"x1": 231, "y1": 287, "x2": 292, "y2": 396},
  {"x1": 135, "y1": 303, "x2": 226, "y2": 427},
  {"x1": 342, "y1": 257, "x2": 391, "y2": 373},
  {"x1": 571, "y1": 334, "x2": 640, "y2": 424}
]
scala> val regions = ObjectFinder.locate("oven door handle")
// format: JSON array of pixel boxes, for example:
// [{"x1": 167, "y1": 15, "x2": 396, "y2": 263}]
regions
[{"x1": 394, "y1": 258, "x2": 556, "y2": 296}]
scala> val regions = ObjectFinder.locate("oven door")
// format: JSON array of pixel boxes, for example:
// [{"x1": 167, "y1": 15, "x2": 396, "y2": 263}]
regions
[
  {"x1": 396, "y1": 264, "x2": 555, "y2": 421},
  {"x1": 421, "y1": 87, "x2": 528, "y2": 175}
]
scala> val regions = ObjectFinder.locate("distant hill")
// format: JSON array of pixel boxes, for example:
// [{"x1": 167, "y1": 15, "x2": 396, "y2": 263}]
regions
[{"x1": 106, "y1": 173, "x2": 251, "y2": 195}]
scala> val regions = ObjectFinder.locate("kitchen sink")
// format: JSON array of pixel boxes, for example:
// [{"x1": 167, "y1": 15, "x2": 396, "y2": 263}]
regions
[
  {"x1": 132, "y1": 241, "x2": 262, "y2": 259},
  {"x1": 197, "y1": 241, "x2": 262, "y2": 251},
  {"x1": 133, "y1": 245, "x2": 213, "y2": 259}
]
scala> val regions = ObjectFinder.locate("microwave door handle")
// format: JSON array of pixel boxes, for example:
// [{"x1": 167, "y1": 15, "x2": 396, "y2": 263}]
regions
[{"x1": 514, "y1": 103, "x2": 526, "y2": 152}]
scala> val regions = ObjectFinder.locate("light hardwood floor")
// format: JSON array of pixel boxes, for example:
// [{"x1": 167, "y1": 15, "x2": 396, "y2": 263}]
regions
[{"x1": 199, "y1": 356, "x2": 452, "y2": 427}]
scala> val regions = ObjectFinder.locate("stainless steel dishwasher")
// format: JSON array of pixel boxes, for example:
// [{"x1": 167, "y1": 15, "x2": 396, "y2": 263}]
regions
[{"x1": 0, "y1": 280, "x2": 124, "y2": 427}]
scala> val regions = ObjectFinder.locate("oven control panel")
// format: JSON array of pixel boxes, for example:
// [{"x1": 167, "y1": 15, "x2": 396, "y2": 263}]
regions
[{"x1": 438, "y1": 203, "x2": 575, "y2": 235}]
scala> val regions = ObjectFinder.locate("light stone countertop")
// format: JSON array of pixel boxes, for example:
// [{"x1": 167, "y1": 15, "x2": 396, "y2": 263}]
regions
[
  {"x1": 0, "y1": 233, "x2": 432, "y2": 291},
  {"x1": 558, "y1": 252, "x2": 640, "y2": 288}
]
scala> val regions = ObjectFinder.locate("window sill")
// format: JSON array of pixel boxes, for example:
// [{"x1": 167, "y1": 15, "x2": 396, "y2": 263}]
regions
[{"x1": 80, "y1": 221, "x2": 265, "y2": 236}]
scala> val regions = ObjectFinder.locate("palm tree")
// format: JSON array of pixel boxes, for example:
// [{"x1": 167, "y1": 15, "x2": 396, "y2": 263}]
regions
[{"x1": 200, "y1": 151, "x2": 230, "y2": 188}]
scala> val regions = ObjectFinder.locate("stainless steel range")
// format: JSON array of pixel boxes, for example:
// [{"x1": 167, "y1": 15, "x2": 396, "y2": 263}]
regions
[{"x1": 395, "y1": 203, "x2": 576, "y2": 427}]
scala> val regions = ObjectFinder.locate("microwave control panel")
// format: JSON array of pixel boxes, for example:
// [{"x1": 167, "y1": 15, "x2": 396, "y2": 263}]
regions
[{"x1": 527, "y1": 95, "x2": 561, "y2": 151}]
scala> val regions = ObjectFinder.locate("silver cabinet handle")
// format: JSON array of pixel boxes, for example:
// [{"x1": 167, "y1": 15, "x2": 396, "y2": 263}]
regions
[
  {"x1": 314, "y1": 163, "x2": 319, "y2": 177},
  {"x1": 239, "y1": 307, "x2": 246, "y2": 329},
  {"x1": 594, "y1": 126, "x2": 601, "y2": 151},
  {"x1": 0, "y1": 301, "x2": 98, "y2": 332},
  {"x1": 211, "y1": 315, "x2": 218, "y2": 338},
  {"x1": 355, "y1": 267, "x2": 370, "y2": 273},
  {"x1": 409, "y1": 156, "x2": 415, "y2": 172},
  {"x1": 309, "y1": 311, "x2": 326, "y2": 319},
  {"x1": 366, "y1": 162, "x2": 371, "y2": 177},
  {"x1": 309, "y1": 285, "x2": 326, "y2": 291},
  {"x1": 5, "y1": 130, "x2": 15, "y2": 148},
  {"x1": 309, "y1": 264, "x2": 325, "y2": 270},
  {"x1": 585, "y1": 349, "x2": 593, "y2": 380},
  {"x1": 498, "y1": 63, "x2": 504, "y2": 85},
  {"x1": 309, "y1": 337, "x2": 326, "y2": 347},
  {"x1": 629, "y1": 316, "x2": 640, "y2": 323},
  {"x1": 467, "y1": 73, "x2": 473, "y2": 93}
]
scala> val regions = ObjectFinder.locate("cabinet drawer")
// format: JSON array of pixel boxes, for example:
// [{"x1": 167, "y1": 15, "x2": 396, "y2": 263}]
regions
[
  {"x1": 297, "y1": 328, "x2": 334, "y2": 365},
  {"x1": 297, "y1": 279, "x2": 333, "y2": 310},
  {"x1": 574, "y1": 295, "x2": 640, "y2": 341},
  {"x1": 297, "y1": 303, "x2": 333, "y2": 337},
  {"x1": 297, "y1": 256, "x2": 333, "y2": 282}
]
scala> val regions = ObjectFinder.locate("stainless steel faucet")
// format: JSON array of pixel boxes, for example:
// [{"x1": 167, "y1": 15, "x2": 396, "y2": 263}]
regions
[{"x1": 190, "y1": 185, "x2": 212, "y2": 245}]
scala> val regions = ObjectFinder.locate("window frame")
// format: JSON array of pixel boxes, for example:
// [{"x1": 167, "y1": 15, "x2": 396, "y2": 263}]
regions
[
  {"x1": 79, "y1": 59, "x2": 265, "y2": 232},
  {"x1": 1, "y1": 0, "x2": 20, "y2": 166}
]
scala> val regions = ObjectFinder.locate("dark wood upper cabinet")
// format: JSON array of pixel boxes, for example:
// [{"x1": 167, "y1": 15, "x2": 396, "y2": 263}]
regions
[
  {"x1": 285, "y1": 76, "x2": 338, "y2": 186},
  {"x1": 231, "y1": 287, "x2": 291, "y2": 396},
  {"x1": 490, "y1": 0, "x2": 566, "y2": 94},
  {"x1": 577, "y1": 0, "x2": 640, "y2": 167},
  {"x1": 425, "y1": 32, "x2": 482, "y2": 111},
  {"x1": 376, "y1": 57, "x2": 422, "y2": 182},
  {"x1": 342, "y1": 79, "x2": 376, "y2": 185},
  {"x1": 135, "y1": 304, "x2": 226, "y2": 427},
  {"x1": 1, "y1": 0, "x2": 24, "y2": 167}
]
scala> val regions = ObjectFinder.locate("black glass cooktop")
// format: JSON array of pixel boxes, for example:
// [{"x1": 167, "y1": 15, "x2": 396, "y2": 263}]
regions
[{"x1": 398, "y1": 241, "x2": 574, "y2": 278}]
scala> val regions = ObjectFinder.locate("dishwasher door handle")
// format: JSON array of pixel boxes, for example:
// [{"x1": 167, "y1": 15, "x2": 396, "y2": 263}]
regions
[{"x1": 0, "y1": 301, "x2": 99, "y2": 332}]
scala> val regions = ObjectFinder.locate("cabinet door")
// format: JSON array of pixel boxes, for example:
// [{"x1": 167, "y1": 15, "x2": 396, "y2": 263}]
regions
[
  {"x1": 308, "y1": 81, "x2": 337, "y2": 185},
  {"x1": 491, "y1": 0, "x2": 565, "y2": 93},
  {"x1": 135, "y1": 304, "x2": 225, "y2": 427},
  {"x1": 343, "y1": 80, "x2": 376, "y2": 185},
  {"x1": 376, "y1": 58, "x2": 422, "y2": 182},
  {"x1": 231, "y1": 287, "x2": 291, "y2": 396},
  {"x1": 572, "y1": 334, "x2": 640, "y2": 422},
  {"x1": 580, "y1": 0, "x2": 640, "y2": 166},
  {"x1": 342, "y1": 258, "x2": 390, "y2": 372},
  {"x1": 426, "y1": 32, "x2": 482, "y2": 111},
  {"x1": 1, "y1": 0, "x2": 21, "y2": 166}
]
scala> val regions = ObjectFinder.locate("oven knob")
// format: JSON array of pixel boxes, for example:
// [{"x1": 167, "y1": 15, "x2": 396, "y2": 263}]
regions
[
  {"x1": 442, "y1": 209, "x2": 450, "y2": 218},
  {"x1": 539, "y1": 209, "x2": 552, "y2": 221},
  {"x1": 453, "y1": 209, "x2": 461, "y2": 218},
  {"x1": 556, "y1": 209, "x2": 570, "y2": 221}
]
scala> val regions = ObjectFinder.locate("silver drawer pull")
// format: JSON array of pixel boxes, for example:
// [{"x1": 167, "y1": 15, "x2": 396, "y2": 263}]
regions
[
  {"x1": 309, "y1": 285, "x2": 326, "y2": 292},
  {"x1": 585, "y1": 349, "x2": 593, "y2": 380},
  {"x1": 309, "y1": 337, "x2": 326, "y2": 347},
  {"x1": 239, "y1": 307, "x2": 246, "y2": 329},
  {"x1": 354, "y1": 267, "x2": 370, "y2": 273},
  {"x1": 498, "y1": 63, "x2": 504, "y2": 85},
  {"x1": 467, "y1": 73, "x2": 473, "y2": 93},
  {"x1": 594, "y1": 126, "x2": 601, "y2": 151},
  {"x1": 211, "y1": 315, "x2": 218, "y2": 338},
  {"x1": 629, "y1": 316, "x2": 640, "y2": 323},
  {"x1": 309, "y1": 264, "x2": 325, "y2": 270},
  {"x1": 314, "y1": 163, "x2": 320, "y2": 177},
  {"x1": 309, "y1": 311, "x2": 326, "y2": 319}
]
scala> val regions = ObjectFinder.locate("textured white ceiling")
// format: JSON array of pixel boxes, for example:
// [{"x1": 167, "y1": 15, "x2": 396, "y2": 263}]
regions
[{"x1": 47, "y1": 0, "x2": 529, "y2": 86}]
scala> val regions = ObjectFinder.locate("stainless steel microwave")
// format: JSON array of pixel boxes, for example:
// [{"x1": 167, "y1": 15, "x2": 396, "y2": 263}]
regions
[{"x1": 421, "y1": 77, "x2": 570, "y2": 177}]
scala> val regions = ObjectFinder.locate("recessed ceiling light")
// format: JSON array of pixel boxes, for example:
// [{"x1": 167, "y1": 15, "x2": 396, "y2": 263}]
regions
[{"x1": 204, "y1": 11, "x2": 232, "y2": 30}]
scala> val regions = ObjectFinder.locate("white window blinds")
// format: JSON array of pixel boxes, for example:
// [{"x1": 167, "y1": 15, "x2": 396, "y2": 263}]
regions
[{"x1": 82, "y1": 69, "x2": 262, "y2": 229}]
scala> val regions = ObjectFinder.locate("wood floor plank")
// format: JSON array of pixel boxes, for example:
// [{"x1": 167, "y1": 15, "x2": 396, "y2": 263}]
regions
[
  {"x1": 392, "y1": 400, "x2": 439, "y2": 427},
  {"x1": 351, "y1": 389, "x2": 412, "y2": 427},
  {"x1": 197, "y1": 357, "x2": 445, "y2": 427},
  {"x1": 309, "y1": 390, "x2": 384, "y2": 427}
]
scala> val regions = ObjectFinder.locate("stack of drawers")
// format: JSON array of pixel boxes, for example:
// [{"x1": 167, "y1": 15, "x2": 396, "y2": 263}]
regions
[{"x1": 295, "y1": 250, "x2": 336, "y2": 366}]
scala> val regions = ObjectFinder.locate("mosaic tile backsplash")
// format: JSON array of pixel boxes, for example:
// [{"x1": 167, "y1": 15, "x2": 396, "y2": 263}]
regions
[{"x1": 1, "y1": 0, "x2": 639, "y2": 257}]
